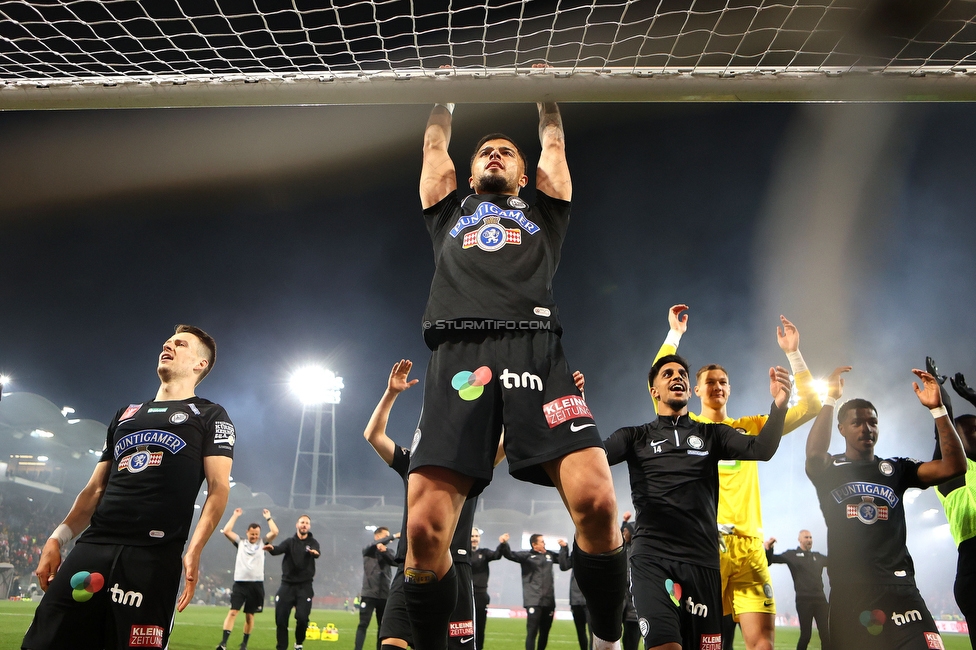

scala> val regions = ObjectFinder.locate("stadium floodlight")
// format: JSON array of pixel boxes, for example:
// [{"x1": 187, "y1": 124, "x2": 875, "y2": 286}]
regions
[
  {"x1": 0, "y1": 374, "x2": 10, "y2": 385},
  {"x1": 30, "y1": 429, "x2": 54, "y2": 438},
  {"x1": 289, "y1": 365, "x2": 343, "y2": 509},
  {"x1": 61, "y1": 406, "x2": 75, "y2": 417},
  {"x1": 290, "y1": 366, "x2": 343, "y2": 405},
  {"x1": 37, "y1": 456, "x2": 48, "y2": 462}
]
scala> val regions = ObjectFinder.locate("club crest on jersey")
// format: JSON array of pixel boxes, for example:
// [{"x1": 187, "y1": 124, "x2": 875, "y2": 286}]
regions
[
  {"x1": 118, "y1": 446, "x2": 163, "y2": 473},
  {"x1": 114, "y1": 429, "x2": 187, "y2": 460},
  {"x1": 449, "y1": 200, "x2": 539, "y2": 239},
  {"x1": 687, "y1": 435, "x2": 704, "y2": 450},
  {"x1": 462, "y1": 216, "x2": 522, "y2": 252},
  {"x1": 879, "y1": 460, "x2": 894, "y2": 476},
  {"x1": 169, "y1": 412, "x2": 188, "y2": 425},
  {"x1": 847, "y1": 496, "x2": 889, "y2": 525},
  {"x1": 507, "y1": 196, "x2": 527, "y2": 209}
]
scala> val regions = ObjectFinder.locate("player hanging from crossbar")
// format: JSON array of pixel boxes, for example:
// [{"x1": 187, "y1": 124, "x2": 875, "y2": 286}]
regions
[{"x1": 404, "y1": 93, "x2": 627, "y2": 650}]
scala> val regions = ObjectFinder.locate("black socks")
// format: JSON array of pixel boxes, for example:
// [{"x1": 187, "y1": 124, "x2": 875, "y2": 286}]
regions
[
  {"x1": 572, "y1": 542, "x2": 627, "y2": 642},
  {"x1": 404, "y1": 565, "x2": 458, "y2": 650}
]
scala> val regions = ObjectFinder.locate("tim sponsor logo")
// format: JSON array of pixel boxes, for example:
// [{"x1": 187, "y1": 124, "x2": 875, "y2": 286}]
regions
[
  {"x1": 685, "y1": 597, "x2": 708, "y2": 617},
  {"x1": 110, "y1": 583, "x2": 143, "y2": 607},
  {"x1": 501, "y1": 369, "x2": 543, "y2": 391},
  {"x1": 892, "y1": 610, "x2": 922, "y2": 626}
]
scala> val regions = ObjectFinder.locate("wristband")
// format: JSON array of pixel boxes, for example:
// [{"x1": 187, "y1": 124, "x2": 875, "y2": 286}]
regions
[
  {"x1": 266, "y1": 516, "x2": 273, "y2": 521},
  {"x1": 786, "y1": 350, "x2": 808, "y2": 374},
  {"x1": 664, "y1": 329, "x2": 682, "y2": 349},
  {"x1": 50, "y1": 523, "x2": 74, "y2": 548},
  {"x1": 930, "y1": 405, "x2": 948, "y2": 419},
  {"x1": 434, "y1": 102, "x2": 455, "y2": 114},
  {"x1": 823, "y1": 396, "x2": 837, "y2": 407}
]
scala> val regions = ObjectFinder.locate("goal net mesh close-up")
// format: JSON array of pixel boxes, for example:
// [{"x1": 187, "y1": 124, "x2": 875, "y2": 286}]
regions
[{"x1": 2, "y1": 0, "x2": 976, "y2": 108}]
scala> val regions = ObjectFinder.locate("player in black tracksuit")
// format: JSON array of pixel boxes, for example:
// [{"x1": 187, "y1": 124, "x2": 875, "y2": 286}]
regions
[
  {"x1": 267, "y1": 516, "x2": 321, "y2": 650},
  {"x1": 22, "y1": 325, "x2": 232, "y2": 650},
  {"x1": 603, "y1": 354, "x2": 791, "y2": 650},
  {"x1": 805, "y1": 366, "x2": 966, "y2": 650},
  {"x1": 406, "y1": 103, "x2": 626, "y2": 650},
  {"x1": 500, "y1": 534, "x2": 569, "y2": 650},
  {"x1": 356, "y1": 528, "x2": 397, "y2": 650},
  {"x1": 471, "y1": 530, "x2": 506, "y2": 650},
  {"x1": 363, "y1": 360, "x2": 480, "y2": 650},
  {"x1": 765, "y1": 532, "x2": 829, "y2": 650}
]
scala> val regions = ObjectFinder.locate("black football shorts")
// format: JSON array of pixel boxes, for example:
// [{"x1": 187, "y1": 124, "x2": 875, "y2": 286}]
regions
[
  {"x1": 629, "y1": 553, "x2": 723, "y2": 650},
  {"x1": 411, "y1": 330, "x2": 602, "y2": 496},
  {"x1": 22, "y1": 540, "x2": 183, "y2": 650}
]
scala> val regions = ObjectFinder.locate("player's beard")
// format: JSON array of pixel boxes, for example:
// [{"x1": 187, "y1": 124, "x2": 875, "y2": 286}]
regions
[
  {"x1": 475, "y1": 172, "x2": 512, "y2": 194},
  {"x1": 665, "y1": 397, "x2": 688, "y2": 412}
]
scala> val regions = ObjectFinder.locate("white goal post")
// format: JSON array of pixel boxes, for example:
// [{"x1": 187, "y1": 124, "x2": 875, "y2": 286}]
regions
[{"x1": 2, "y1": 0, "x2": 975, "y2": 110}]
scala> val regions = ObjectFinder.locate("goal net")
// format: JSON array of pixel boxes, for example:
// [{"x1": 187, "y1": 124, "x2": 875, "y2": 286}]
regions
[{"x1": 2, "y1": 0, "x2": 975, "y2": 109}]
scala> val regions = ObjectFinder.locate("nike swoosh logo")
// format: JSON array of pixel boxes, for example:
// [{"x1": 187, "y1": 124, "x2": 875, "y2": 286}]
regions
[
  {"x1": 570, "y1": 422, "x2": 595, "y2": 432},
  {"x1": 649, "y1": 439, "x2": 668, "y2": 446},
  {"x1": 832, "y1": 460, "x2": 851, "y2": 466},
  {"x1": 460, "y1": 637, "x2": 475, "y2": 644}
]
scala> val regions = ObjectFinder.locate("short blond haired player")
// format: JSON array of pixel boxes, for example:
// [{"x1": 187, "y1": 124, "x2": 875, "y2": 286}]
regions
[{"x1": 653, "y1": 305, "x2": 820, "y2": 650}]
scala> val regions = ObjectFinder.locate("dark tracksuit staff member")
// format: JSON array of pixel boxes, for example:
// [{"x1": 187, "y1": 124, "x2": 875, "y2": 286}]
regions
[
  {"x1": 471, "y1": 529, "x2": 506, "y2": 650},
  {"x1": 266, "y1": 515, "x2": 321, "y2": 650},
  {"x1": 356, "y1": 527, "x2": 398, "y2": 650},
  {"x1": 620, "y1": 515, "x2": 639, "y2": 650},
  {"x1": 764, "y1": 532, "x2": 829, "y2": 650},
  {"x1": 500, "y1": 533, "x2": 569, "y2": 650},
  {"x1": 602, "y1": 355, "x2": 790, "y2": 650}
]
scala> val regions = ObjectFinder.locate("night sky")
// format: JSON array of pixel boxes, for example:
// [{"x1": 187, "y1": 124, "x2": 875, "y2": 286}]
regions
[{"x1": 2, "y1": 100, "x2": 975, "y2": 610}]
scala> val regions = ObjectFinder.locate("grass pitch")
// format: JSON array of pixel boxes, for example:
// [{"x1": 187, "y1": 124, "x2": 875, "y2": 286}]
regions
[{"x1": 1, "y1": 601, "x2": 970, "y2": 649}]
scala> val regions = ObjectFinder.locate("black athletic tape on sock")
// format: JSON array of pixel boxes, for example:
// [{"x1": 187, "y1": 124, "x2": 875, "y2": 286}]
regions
[
  {"x1": 572, "y1": 542, "x2": 627, "y2": 642},
  {"x1": 404, "y1": 565, "x2": 458, "y2": 650}
]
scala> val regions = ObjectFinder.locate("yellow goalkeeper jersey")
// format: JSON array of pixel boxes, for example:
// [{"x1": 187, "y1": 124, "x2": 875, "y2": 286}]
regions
[{"x1": 653, "y1": 342, "x2": 821, "y2": 539}]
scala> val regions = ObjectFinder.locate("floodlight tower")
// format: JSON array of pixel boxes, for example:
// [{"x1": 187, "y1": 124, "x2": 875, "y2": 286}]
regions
[{"x1": 288, "y1": 366, "x2": 343, "y2": 509}]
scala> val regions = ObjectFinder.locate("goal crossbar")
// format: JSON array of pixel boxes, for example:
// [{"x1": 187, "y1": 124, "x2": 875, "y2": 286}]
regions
[
  {"x1": 2, "y1": 0, "x2": 975, "y2": 109},
  {"x1": 2, "y1": 66, "x2": 976, "y2": 109}
]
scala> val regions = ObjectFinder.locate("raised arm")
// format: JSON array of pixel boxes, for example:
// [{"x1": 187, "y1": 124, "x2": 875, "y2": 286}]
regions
[
  {"x1": 364, "y1": 359, "x2": 420, "y2": 466},
  {"x1": 951, "y1": 372, "x2": 976, "y2": 409},
  {"x1": 914, "y1": 369, "x2": 967, "y2": 486},
  {"x1": 650, "y1": 304, "x2": 688, "y2": 411},
  {"x1": 178, "y1": 454, "x2": 232, "y2": 612},
  {"x1": 420, "y1": 104, "x2": 457, "y2": 210},
  {"x1": 777, "y1": 315, "x2": 822, "y2": 432},
  {"x1": 719, "y1": 367, "x2": 792, "y2": 460},
  {"x1": 263, "y1": 508, "x2": 279, "y2": 543},
  {"x1": 805, "y1": 366, "x2": 851, "y2": 477},
  {"x1": 36, "y1": 460, "x2": 110, "y2": 591},
  {"x1": 221, "y1": 507, "x2": 243, "y2": 543},
  {"x1": 557, "y1": 539, "x2": 571, "y2": 570},
  {"x1": 535, "y1": 101, "x2": 571, "y2": 201}
]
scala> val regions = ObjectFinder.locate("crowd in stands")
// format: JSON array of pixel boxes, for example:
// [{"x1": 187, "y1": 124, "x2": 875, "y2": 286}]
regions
[{"x1": 0, "y1": 493, "x2": 66, "y2": 583}]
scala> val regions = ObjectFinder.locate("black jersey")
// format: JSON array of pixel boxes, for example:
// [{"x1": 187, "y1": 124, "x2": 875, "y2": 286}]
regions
[
  {"x1": 766, "y1": 548, "x2": 828, "y2": 599},
  {"x1": 603, "y1": 405, "x2": 786, "y2": 568},
  {"x1": 499, "y1": 541, "x2": 568, "y2": 608},
  {"x1": 810, "y1": 454, "x2": 926, "y2": 586},
  {"x1": 361, "y1": 534, "x2": 397, "y2": 599},
  {"x1": 80, "y1": 398, "x2": 234, "y2": 547},
  {"x1": 391, "y1": 445, "x2": 411, "y2": 563},
  {"x1": 269, "y1": 533, "x2": 321, "y2": 584},
  {"x1": 470, "y1": 545, "x2": 504, "y2": 593},
  {"x1": 421, "y1": 192, "x2": 570, "y2": 349}
]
